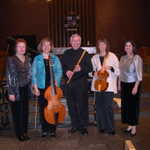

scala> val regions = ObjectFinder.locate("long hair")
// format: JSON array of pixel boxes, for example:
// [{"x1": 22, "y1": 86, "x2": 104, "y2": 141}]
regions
[
  {"x1": 37, "y1": 37, "x2": 54, "y2": 52},
  {"x1": 96, "y1": 38, "x2": 110, "y2": 56},
  {"x1": 124, "y1": 40, "x2": 137, "y2": 55}
]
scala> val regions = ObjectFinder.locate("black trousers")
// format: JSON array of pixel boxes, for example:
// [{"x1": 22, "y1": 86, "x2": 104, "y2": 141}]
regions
[
  {"x1": 66, "y1": 81, "x2": 89, "y2": 129},
  {"x1": 38, "y1": 89, "x2": 56, "y2": 133},
  {"x1": 11, "y1": 85, "x2": 29, "y2": 137},
  {"x1": 121, "y1": 82, "x2": 141, "y2": 125},
  {"x1": 95, "y1": 91, "x2": 115, "y2": 132}
]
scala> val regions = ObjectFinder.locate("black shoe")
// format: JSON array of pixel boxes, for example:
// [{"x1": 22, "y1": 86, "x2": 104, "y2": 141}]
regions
[
  {"x1": 123, "y1": 129, "x2": 132, "y2": 133},
  {"x1": 49, "y1": 131, "x2": 56, "y2": 137},
  {"x1": 130, "y1": 131, "x2": 136, "y2": 137},
  {"x1": 107, "y1": 131, "x2": 116, "y2": 135},
  {"x1": 18, "y1": 135, "x2": 26, "y2": 142},
  {"x1": 98, "y1": 129, "x2": 106, "y2": 133},
  {"x1": 79, "y1": 128, "x2": 88, "y2": 136},
  {"x1": 23, "y1": 134, "x2": 30, "y2": 140},
  {"x1": 68, "y1": 128, "x2": 78, "y2": 134},
  {"x1": 41, "y1": 132, "x2": 48, "y2": 137}
]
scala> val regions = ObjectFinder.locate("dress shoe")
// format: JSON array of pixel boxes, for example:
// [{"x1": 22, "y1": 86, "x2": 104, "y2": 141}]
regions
[
  {"x1": 98, "y1": 129, "x2": 106, "y2": 133},
  {"x1": 49, "y1": 131, "x2": 56, "y2": 137},
  {"x1": 123, "y1": 128, "x2": 132, "y2": 133},
  {"x1": 130, "y1": 131, "x2": 136, "y2": 137},
  {"x1": 79, "y1": 128, "x2": 88, "y2": 136},
  {"x1": 41, "y1": 132, "x2": 48, "y2": 137},
  {"x1": 68, "y1": 128, "x2": 78, "y2": 134},
  {"x1": 107, "y1": 131, "x2": 116, "y2": 135},
  {"x1": 18, "y1": 135, "x2": 26, "y2": 142},
  {"x1": 23, "y1": 134, "x2": 30, "y2": 140}
]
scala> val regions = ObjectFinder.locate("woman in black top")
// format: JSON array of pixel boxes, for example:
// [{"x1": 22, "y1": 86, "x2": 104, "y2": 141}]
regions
[{"x1": 6, "y1": 39, "x2": 31, "y2": 141}]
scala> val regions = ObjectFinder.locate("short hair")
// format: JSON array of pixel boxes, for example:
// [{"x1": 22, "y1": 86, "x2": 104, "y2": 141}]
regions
[
  {"x1": 14, "y1": 38, "x2": 27, "y2": 55},
  {"x1": 70, "y1": 33, "x2": 81, "y2": 43},
  {"x1": 37, "y1": 37, "x2": 54, "y2": 52},
  {"x1": 96, "y1": 38, "x2": 110, "y2": 56},
  {"x1": 15, "y1": 38, "x2": 27, "y2": 47}
]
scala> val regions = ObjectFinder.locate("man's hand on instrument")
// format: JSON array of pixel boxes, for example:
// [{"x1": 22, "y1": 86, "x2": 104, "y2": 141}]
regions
[
  {"x1": 74, "y1": 65, "x2": 81, "y2": 72},
  {"x1": 66, "y1": 70, "x2": 73, "y2": 79}
]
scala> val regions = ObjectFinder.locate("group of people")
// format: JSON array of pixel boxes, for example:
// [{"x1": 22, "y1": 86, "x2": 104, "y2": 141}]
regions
[{"x1": 6, "y1": 33, "x2": 143, "y2": 142}]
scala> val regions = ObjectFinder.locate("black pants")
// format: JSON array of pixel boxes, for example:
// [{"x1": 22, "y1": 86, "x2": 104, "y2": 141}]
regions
[
  {"x1": 38, "y1": 89, "x2": 56, "y2": 133},
  {"x1": 95, "y1": 91, "x2": 115, "y2": 132},
  {"x1": 121, "y1": 82, "x2": 141, "y2": 125},
  {"x1": 66, "y1": 81, "x2": 89, "y2": 129},
  {"x1": 11, "y1": 85, "x2": 29, "y2": 137}
]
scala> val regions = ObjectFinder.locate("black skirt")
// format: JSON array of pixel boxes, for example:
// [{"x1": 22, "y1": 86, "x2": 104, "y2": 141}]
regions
[{"x1": 121, "y1": 82, "x2": 141, "y2": 125}]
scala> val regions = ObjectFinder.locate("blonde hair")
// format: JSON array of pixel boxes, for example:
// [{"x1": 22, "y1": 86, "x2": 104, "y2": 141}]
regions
[{"x1": 37, "y1": 37, "x2": 54, "y2": 52}]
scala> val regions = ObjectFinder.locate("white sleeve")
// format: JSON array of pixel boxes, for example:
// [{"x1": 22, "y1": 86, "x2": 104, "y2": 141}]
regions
[
  {"x1": 134, "y1": 55, "x2": 143, "y2": 81},
  {"x1": 111, "y1": 54, "x2": 120, "y2": 76},
  {"x1": 88, "y1": 56, "x2": 97, "y2": 77}
]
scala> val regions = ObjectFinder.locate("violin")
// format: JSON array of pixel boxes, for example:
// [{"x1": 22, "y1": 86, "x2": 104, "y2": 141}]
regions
[
  {"x1": 44, "y1": 56, "x2": 66, "y2": 125},
  {"x1": 94, "y1": 68, "x2": 109, "y2": 91}
]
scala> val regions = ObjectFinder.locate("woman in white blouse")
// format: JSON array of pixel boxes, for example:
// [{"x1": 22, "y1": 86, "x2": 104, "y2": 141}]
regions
[
  {"x1": 119, "y1": 41, "x2": 143, "y2": 136},
  {"x1": 91, "y1": 38, "x2": 119, "y2": 135}
]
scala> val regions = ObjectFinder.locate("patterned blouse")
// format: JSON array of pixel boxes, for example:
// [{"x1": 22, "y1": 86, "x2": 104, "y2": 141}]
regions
[{"x1": 6, "y1": 56, "x2": 32, "y2": 101}]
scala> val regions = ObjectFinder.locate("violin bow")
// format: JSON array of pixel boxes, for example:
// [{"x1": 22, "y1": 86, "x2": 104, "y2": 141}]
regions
[{"x1": 67, "y1": 50, "x2": 87, "y2": 84}]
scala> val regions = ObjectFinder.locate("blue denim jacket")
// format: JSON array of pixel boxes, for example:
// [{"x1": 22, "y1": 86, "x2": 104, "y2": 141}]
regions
[{"x1": 32, "y1": 54, "x2": 62, "y2": 89}]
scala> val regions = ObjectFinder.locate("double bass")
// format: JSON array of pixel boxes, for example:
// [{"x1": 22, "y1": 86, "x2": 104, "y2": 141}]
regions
[{"x1": 44, "y1": 55, "x2": 66, "y2": 124}]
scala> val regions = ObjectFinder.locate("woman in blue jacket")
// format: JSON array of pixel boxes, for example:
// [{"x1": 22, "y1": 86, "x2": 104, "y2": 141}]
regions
[{"x1": 32, "y1": 37, "x2": 62, "y2": 137}]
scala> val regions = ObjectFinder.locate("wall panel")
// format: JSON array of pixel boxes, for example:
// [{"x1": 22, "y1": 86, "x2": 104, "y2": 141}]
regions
[{"x1": 48, "y1": 0, "x2": 96, "y2": 47}]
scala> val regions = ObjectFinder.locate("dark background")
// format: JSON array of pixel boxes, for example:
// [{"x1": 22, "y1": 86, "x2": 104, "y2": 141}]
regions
[{"x1": 0, "y1": 0, "x2": 150, "y2": 54}]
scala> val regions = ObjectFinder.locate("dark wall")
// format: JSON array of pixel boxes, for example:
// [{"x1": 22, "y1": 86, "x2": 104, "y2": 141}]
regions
[
  {"x1": 47, "y1": 0, "x2": 96, "y2": 47},
  {"x1": 95, "y1": 0, "x2": 150, "y2": 52},
  {"x1": 0, "y1": 0, "x2": 150, "y2": 52},
  {"x1": 0, "y1": 0, "x2": 49, "y2": 49}
]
